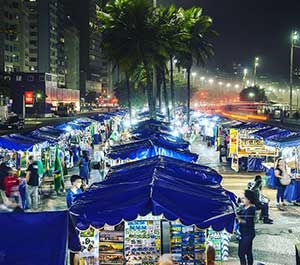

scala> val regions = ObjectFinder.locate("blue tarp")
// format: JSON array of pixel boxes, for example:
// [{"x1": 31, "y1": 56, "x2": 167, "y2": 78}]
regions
[
  {"x1": 231, "y1": 122, "x2": 265, "y2": 130},
  {"x1": 0, "y1": 135, "x2": 34, "y2": 151},
  {"x1": 104, "y1": 156, "x2": 222, "y2": 185},
  {"x1": 90, "y1": 115, "x2": 110, "y2": 123},
  {"x1": 27, "y1": 131, "x2": 59, "y2": 143},
  {"x1": 251, "y1": 127, "x2": 291, "y2": 140},
  {"x1": 70, "y1": 157, "x2": 235, "y2": 232},
  {"x1": 108, "y1": 139, "x2": 198, "y2": 162},
  {"x1": 264, "y1": 133, "x2": 300, "y2": 148},
  {"x1": 0, "y1": 211, "x2": 68, "y2": 265}
]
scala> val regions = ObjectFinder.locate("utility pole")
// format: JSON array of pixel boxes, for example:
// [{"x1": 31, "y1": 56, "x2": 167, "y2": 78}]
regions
[
  {"x1": 253, "y1": 57, "x2": 259, "y2": 86},
  {"x1": 290, "y1": 31, "x2": 299, "y2": 111}
]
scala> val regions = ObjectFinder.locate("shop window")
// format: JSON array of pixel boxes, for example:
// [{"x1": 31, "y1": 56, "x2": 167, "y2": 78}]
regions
[
  {"x1": 16, "y1": 75, "x2": 22, "y2": 81},
  {"x1": 27, "y1": 75, "x2": 34, "y2": 81},
  {"x1": 39, "y1": 75, "x2": 45, "y2": 82}
]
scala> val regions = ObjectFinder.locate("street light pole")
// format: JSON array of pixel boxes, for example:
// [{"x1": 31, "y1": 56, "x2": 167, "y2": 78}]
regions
[
  {"x1": 253, "y1": 57, "x2": 259, "y2": 86},
  {"x1": 289, "y1": 31, "x2": 298, "y2": 111}
]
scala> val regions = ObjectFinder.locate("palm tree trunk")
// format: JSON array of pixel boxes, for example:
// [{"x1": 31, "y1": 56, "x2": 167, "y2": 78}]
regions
[
  {"x1": 170, "y1": 56, "x2": 175, "y2": 118},
  {"x1": 187, "y1": 67, "x2": 191, "y2": 126},
  {"x1": 163, "y1": 67, "x2": 170, "y2": 121},
  {"x1": 156, "y1": 68, "x2": 162, "y2": 111},
  {"x1": 125, "y1": 72, "x2": 132, "y2": 123},
  {"x1": 143, "y1": 60, "x2": 156, "y2": 118}
]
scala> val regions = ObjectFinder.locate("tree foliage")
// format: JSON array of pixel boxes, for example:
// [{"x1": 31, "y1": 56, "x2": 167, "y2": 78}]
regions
[
  {"x1": 97, "y1": 0, "x2": 216, "y2": 121},
  {"x1": 240, "y1": 86, "x2": 268, "y2": 102}
]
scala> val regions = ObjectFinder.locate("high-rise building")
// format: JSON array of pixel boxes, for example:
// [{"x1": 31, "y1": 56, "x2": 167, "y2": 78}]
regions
[
  {"x1": 0, "y1": 0, "x2": 30, "y2": 73},
  {"x1": 70, "y1": 0, "x2": 109, "y2": 98},
  {"x1": 26, "y1": 0, "x2": 64, "y2": 76},
  {"x1": 65, "y1": 23, "x2": 80, "y2": 91}
]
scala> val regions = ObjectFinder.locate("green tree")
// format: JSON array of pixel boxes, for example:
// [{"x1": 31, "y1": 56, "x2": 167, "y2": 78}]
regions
[
  {"x1": 98, "y1": 0, "x2": 168, "y2": 119},
  {"x1": 240, "y1": 86, "x2": 268, "y2": 102},
  {"x1": 176, "y1": 7, "x2": 216, "y2": 125}
]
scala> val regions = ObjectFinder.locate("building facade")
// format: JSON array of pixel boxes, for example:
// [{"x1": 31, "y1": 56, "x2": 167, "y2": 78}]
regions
[
  {"x1": 0, "y1": 0, "x2": 30, "y2": 73},
  {"x1": 11, "y1": 72, "x2": 80, "y2": 116}
]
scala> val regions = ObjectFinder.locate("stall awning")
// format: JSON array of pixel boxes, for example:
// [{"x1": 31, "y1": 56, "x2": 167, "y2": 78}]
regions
[
  {"x1": 251, "y1": 127, "x2": 291, "y2": 140},
  {"x1": 6, "y1": 134, "x2": 49, "y2": 148},
  {"x1": 0, "y1": 135, "x2": 35, "y2": 151},
  {"x1": 105, "y1": 156, "x2": 222, "y2": 185},
  {"x1": 133, "y1": 133, "x2": 189, "y2": 150},
  {"x1": 133, "y1": 119, "x2": 171, "y2": 132},
  {"x1": 264, "y1": 133, "x2": 300, "y2": 148},
  {"x1": 70, "y1": 158, "x2": 235, "y2": 232},
  {"x1": 108, "y1": 139, "x2": 198, "y2": 162}
]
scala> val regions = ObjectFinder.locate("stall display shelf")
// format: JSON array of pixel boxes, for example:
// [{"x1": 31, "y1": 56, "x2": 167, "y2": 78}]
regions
[
  {"x1": 170, "y1": 223, "x2": 206, "y2": 265},
  {"x1": 99, "y1": 230, "x2": 124, "y2": 265},
  {"x1": 79, "y1": 227, "x2": 99, "y2": 265},
  {"x1": 125, "y1": 220, "x2": 161, "y2": 265}
]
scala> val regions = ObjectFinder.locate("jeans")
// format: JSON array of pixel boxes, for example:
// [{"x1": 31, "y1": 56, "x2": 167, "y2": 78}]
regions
[
  {"x1": 276, "y1": 186, "x2": 286, "y2": 203},
  {"x1": 238, "y1": 234, "x2": 255, "y2": 265},
  {"x1": 257, "y1": 202, "x2": 269, "y2": 219},
  {"x1": 26, "y1": 185, "x2": 38, "y2": 209}
]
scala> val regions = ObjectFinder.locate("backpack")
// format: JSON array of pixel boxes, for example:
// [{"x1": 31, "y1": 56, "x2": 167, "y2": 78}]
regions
[{"x1": 3, "y1": 175, "x2": 20, "y2": 197}]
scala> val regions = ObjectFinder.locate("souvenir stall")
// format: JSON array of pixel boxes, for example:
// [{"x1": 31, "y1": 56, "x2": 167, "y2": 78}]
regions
[
  {"x1": 198, "y1": 115, "x2": 223, "y2": 147},
  {"x1": 263, "y1": 133, "x2": 300, "y2": 202},
  {"x1": 227, "y1": 124, "x2": 279, "y2": 172},
  {"x1": 69, "y1": 156, "x2": 236, "y2": 265}
]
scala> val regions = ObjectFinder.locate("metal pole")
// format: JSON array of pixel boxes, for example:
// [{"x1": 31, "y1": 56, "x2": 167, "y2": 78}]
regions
[
  {"x1": 253, "y1": 59, "x2": 257, "y2": 86},
  {"x1": 22, "y1": 94, "x2": 25, "y2": 119},
  {"x1": 290, "y1": 41, "x2": 294, "y2": 111},
  {"x1": 153, "y1": 0, "x2": 157, "y2": 7}
]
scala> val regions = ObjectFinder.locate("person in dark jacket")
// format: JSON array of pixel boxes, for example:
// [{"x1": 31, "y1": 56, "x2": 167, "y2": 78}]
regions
[
  {"x1": 248, "y1": 175, "x2": 273, "y2": 224},
  {"x1": 237, "y1": 190, "x2": 256, "y2": 265}
]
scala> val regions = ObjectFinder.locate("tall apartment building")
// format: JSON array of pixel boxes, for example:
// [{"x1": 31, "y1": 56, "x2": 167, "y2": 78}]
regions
[
  {"x1": 26, "y1": 0, "x2": 64, "y2": 77},
  {"x1": 65, "y1": 23, "x2": 80, "y2": 91},
  {"x1": 69, "y1": 0, "x2": 110, "y2": 97},
  {"x1": 0, "y1": 0, "x2": 30, "y2": 73}
]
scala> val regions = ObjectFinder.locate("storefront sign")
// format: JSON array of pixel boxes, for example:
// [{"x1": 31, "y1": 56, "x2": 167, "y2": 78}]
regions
[
  {"x1": 229, "y1": 129, "x2": 238, "y2": 155},
  {"x1": 24, "y1": 91, "x2": 34, "y2": 106}
]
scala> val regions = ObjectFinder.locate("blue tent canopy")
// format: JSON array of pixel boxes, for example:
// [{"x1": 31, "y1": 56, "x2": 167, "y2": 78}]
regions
[
  {"x1": 108, "y1": 139, "x2": 198, "y2": 162},
  {"x1": 264, "y1": 133, "x2": 300, "y2": 148},
  {"x1": 251, "y1": 127, "x2": 291, "y2": 140},
  {"x1": 0, "y1": 135, "x2": 35, "y2": 151},
  {"x1": 27, "y1": 130, "x2": 59, "y2": 143},
  {"x1": 70, "y1": 159, "x2": 235, "y2": 232},
  {"x1": 231, "y1": 122, "x2": 265, "y2": 130},
  {"x1": 37, "y1": 126, "x2": 65, "y2": 137},
  {"x1": 90, "y1": 115, "x2": 110, "y2": 123},
  {"x1": 133, "y1": 133, "x2": 189, "y2": 150},
  {"x1": 6, "y1": 134, "x2": 49, "y2": 149},
  {"x1": 103, "y1": 156, "x2": 222, "y2": 185}
]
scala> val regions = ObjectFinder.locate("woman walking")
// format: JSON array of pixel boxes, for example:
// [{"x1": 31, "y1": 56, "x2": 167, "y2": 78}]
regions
[
  {"x1": 274, "y1": 158, "x2": 290, "y2": 210},
  {"x1": 237, "y1": 190, "x2": 256, "y2": 265}
]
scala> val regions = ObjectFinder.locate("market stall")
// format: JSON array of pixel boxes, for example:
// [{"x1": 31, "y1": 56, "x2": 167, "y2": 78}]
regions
[
  {"x1": 70, "y1": 156, "x2": 236, "y2": 265},
  {"x1": 227, "y1": 123, "x2": 279, "y2": 172},
  {"x1": 263, "y1": 133, "x2": 300, "y2": 202}
]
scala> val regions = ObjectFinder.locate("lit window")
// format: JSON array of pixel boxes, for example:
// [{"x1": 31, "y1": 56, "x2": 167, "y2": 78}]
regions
[
  {"x1": 27, "y1": 75, "x2": 34, "y2": 81},
  {"x1": 16, "y1": 75, "x2": 22, "y2": 81}
]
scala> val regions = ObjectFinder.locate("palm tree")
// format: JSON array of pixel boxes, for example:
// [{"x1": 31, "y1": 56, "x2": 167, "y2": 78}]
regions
[
  {"x1": 98, "y1": 0, "x2": 170, "y2": 119},
  {"x1": 176, "y1": 7, "x2": 216, "y2": 125}
]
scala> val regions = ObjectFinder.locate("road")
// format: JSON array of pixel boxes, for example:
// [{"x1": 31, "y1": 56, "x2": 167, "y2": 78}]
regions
[{"x1": 0, "y1": 111, "x2": 103, "y2": 136}]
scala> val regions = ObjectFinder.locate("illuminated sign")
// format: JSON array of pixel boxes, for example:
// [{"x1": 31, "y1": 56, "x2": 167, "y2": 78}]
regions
[{"x1": 24, "y1": 91, "x2": 34, "y2": 106}]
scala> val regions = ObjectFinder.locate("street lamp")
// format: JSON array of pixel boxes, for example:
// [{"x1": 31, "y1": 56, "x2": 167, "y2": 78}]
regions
[
  {"x1": 208, "y1": 78, "x2": 214, "y2": 84},
  {"x1": 289, "y1": 30, "x2": 299, "y2": 110},
  {"x1": 243, "y1": 68, "x2": 248, "y2": 87},
  {"x1": 253, "y1": 57, "x2": 259, "y2": 86}
]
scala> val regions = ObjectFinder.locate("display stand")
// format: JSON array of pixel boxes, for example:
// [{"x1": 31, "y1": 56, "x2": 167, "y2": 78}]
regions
[
  {"x1": 125, "y1": 220, "x2": 161, "y2": 265},
  {"x1": 170, "y1": 222, "x2": 206, "y2": 265},
  {"x1": 79, "y1": 227, "x2": 99, "y2": 265}
]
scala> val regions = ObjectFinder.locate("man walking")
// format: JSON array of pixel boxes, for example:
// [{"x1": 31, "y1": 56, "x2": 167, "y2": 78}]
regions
[{"x1": 25, "y1": 156, "x2": 39, "y2": 210}]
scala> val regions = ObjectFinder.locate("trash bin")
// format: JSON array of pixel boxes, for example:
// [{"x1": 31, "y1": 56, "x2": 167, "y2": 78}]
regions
[{"x1": 296, "y1": 243, "x2": 300, "y2": 265}]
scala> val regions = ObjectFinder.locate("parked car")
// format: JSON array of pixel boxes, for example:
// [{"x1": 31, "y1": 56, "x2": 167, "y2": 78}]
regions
[{"x1": 0, "y1": 115, "x2": 24, "y2": 130}]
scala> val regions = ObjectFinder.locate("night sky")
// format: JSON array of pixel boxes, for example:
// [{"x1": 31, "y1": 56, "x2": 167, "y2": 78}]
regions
[{"x1": 161, "y1": 0, "x2": 300, "y2": 78}]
